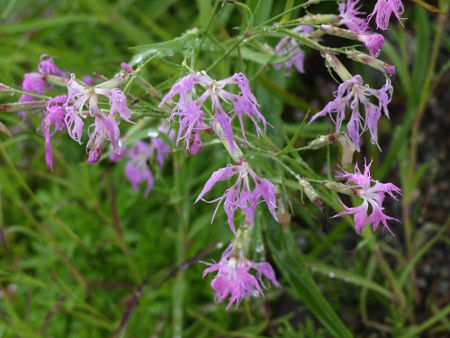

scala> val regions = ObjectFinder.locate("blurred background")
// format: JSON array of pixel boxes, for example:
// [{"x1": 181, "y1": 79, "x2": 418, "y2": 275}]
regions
[{"x1": 0, "y1": 0, "x2": 449, "y2": 337}]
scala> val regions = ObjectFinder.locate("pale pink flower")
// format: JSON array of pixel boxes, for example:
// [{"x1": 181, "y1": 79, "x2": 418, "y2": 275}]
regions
[
  {"x1": 310, "y1": 75, "x2": 393, "y2": 151},
  {"x1": 64, "y1": 74, "x2": 131, "y2": 162}
]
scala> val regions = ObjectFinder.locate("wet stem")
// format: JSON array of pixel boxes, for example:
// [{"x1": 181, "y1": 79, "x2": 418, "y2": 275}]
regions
[{"x1": 172, "y1": 150, "x2": 189, "y2": 337}]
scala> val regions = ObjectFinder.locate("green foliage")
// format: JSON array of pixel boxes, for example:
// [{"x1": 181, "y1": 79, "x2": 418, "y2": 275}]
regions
[{"x1": 0, "y1": 0, "x2": 449, "y2": 337}]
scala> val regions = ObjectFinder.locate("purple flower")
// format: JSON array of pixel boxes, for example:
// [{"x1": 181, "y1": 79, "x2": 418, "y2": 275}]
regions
[
  {"x1": 19, "y1": 73, "x2": 47, "y2": 103},
  {"x1": 151, "y1": 124, "x2": 175, "y2": 167},
  {"x1": 111, "y1": 125, "x2": 173, "y2": 195},
  {"x1": 334, "y1": 161, "x2": 401, "y2": 234},
  {"x1": 37, "y1": 96, "x2": 68, "y2": 171},
  {"x1": 339, "y1": 0, "x2": 369, "y2": 34},
  {"x1": 64, "y1": 74, "x2": 132, "y2": 162},
  {"x1": 124, "y1": 141, "x2": 155, "y2": 196},
  {"x1": 38, "y1": 55, "x2": 66, "y2": 77},
  {"x1": 274, "y1": 25, "x2": 313, "y2": 74},
  {"x1": 82, "y1": 76, "x2": 96, "y2": 86},
  {"x1": 160, "y1": 72, "x2": 266, "y2": 153},
  {"x1": 195, "y1": 162, "x2": 277, "y2": 233},
  {"x1": 203, "y1": 245, "x2": 279, "y2": 309},
  {"x1": 369, "y1": 0, "x2": 404, "y2": 30},
  {"x1": 120, "y1": 62, "x2": 134, "y2": 73},
  {"x1": 19, "y1": 56, "x2": 66, "y2": 119},
  {"x1": 359, "y1": 33, "x2": 385, "y2": 57},
  {"x1": 310, "y1": 75, "x2": 393, "y2": 151}
]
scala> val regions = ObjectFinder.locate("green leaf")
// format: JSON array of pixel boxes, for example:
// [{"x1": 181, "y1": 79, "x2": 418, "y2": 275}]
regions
[
  {"x1": 130, "y1": 28, "x2": 201, "y2": 64},
  {"x1": 264, "y1": 217, "x2": 353, "y2": 338}
]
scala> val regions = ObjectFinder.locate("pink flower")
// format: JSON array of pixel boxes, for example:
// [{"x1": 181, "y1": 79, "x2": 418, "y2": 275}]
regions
[
  {"x1": 339, "y1": 0, "x2": 369, "y2": 34},
  {"x1": 359, "y1": 33, "x2": 385, "y2": 57},
  {"x1": 38, "y1": 55, "x2": 67, "y2": 77},
  {"x1": 203, "y1": 245, "x2": 279, "y2": 309},
  {"x1": 195, "y1": 162, "x2": 277, "y2": 233},
  {"x1": 369, "y1": 0, "x2": 404, "y2": 30},
  {"x1": 37, "y1": 96, "x2": 68, "y2": 171},
  {"x1": 274, "y1": 25, "x2": 313, "y2": 74},
  {"x1": 124, "y1": 141, "x2": 155, "y2": 196},
  {"x1": 111, "y1": 125, "x2": 173, "y2": 196},
  {"x1": 19, "y1": 56, "x2": 66, "y2": 104},
  {"x1": 334, "y1": 161, "x2": 401, "y2": 234},
  {"x1": 310, "y1": 75, "x2": 393, "y2": 151},
  {"x1": 151, "y1": 124, "x2": 175, "y2": 167},
  {"x1": 160, "y1": 72, "x2": 266, "y2": 154},
  {"x1": 64, "y1": 74, "x2": 132, "y2": 162}
]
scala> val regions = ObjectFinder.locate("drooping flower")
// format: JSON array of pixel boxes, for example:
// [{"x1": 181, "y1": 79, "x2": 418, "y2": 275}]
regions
[
  {"x1": 64, "y1": 74, "x2": 131, "y2": 162},
  {"x1": 195, "y1": 162, "x2": 277, "y2": 233},
  {"x1": 274, "y1": 25, "x2": 313, "y2": 75},
  {"x1": 359, "y1": 33, "x2": 385, "y2": 57},
  {"x1": 124, "y1": 140, "x2": 155, "y2": 196},
  {"x1": 334, "y1": 161, "x2": 401, "y2": 234},
  {"x1": 37, "y1": 95, "x2": 68, "y2": 171},
  {"x1": 369, "y1": 0, "x2": 404, "y2": 30},
  {"x1": 338, "y1": 0, "x2": 369, "y2": 34},
  {"x1": 203, "y1": 244, "x2": 279, "y2": 309},
  {"x1": 160, "y1": 72, "x2": 266, "y2": 154},
  {"x1": 310, "y1": 75, "x2": 393, "y2": 151}
]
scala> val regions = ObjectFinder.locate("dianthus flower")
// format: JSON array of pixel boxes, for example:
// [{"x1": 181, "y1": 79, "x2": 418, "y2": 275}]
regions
[
  {"x1": 310, "y1": 75, "x2": 392, "y2": 151},
  {"x1": 369, "y1": 0, "x2": 404, "y2": 30},
  {"x1": 274, "y1": 25, "x2": 313, "y2": 75},
  {"x1": 338, "y1": 0, "x2": 385, "y2": 56},
  {"x1": 19, "y1": 56, "x2": 66, "y2": 119},
  {"x1": 20, "y1": 56, "x2": 66, "y2": 101},
  {"x1": 111, "y1": 125, "x2": 173, "y2": 196},
  {"x1": 195, "y1": 162, "x2": 277, "y2": 233},
  {"x1": 124, "y1": 141, "x2": 155, "y2": 196},
  {"x1": 338, "y1": 0, "x2": 368, "y2": 34},
  {"x1": 160, "y1": 72, "x2": 266, "y2": 154},
  {"x1": 203, "y1": 244, "x2": 279, "y2": 309},
  {"x1": 64, "y1": 74, "x2": 131, "y2": 163},
  {"x1": 334, "y1": 161, "x2": 401, "y2": 234},
  {"x1": 37, "y1": 95, "x2": 68, "y2": 171}
]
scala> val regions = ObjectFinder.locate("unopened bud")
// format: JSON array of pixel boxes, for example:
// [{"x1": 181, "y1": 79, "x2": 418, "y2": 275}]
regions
[{"x1": 298, "y1": 178, "x2": 323, "y2": 206}]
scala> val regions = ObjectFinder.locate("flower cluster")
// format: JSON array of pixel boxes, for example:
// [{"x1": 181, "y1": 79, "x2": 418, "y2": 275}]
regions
[
  {"x1": 23, "y1": 56, "x2": 134, "y2": 170},
  {"x1": 334, "y1": 161, "x2": 401, "y2": 234},
  {"x1": 203, "y1": 243, "x2": 279, "y2": 309},
  {"x1": 64, "y1": 74, "x2": 132, "y2": 163},
  {"x1": 160, "y1": 71, "x2": 267, "y2": 154},
  {"x1": 8, "y1": 0, "x2": 408, "y2": 311},
  {"x1": 196, "y1": 161, "x2": 277, "y2": 233},
  {"x1": 310, "y1": 75, "x2": 393, "y2": 151},
  {"x1": 161, "y1": 71, "x2": 279, "y2": 308}
]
